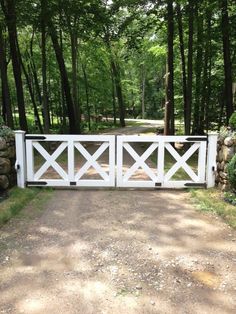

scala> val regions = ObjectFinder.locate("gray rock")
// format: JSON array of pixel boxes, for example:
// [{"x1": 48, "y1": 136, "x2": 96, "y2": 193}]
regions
[
  {"x1": 0, "y1": 150, "x2": 9, "y2": 157},
  {"x1": 0, "y1": 138, "x2": 7, "y2": 151},
  {"x1": 217, "y1": 149, "x2": 223, "y2": 162},
  {"x1": 222, "y1": 146, "x2": 235, "y2": 161},
  {"x1": 136, "y1": 285, "x2": 142, "y2": 290},
  {"x1": 224, "y1": 137, "x2": 234, "y2": 147},
  {"x1": 0, "y1": 175, "x2": 9, "y2": 189},
  {"x1": 0, "y1": 158, "x2": 11, "y2": 174}
]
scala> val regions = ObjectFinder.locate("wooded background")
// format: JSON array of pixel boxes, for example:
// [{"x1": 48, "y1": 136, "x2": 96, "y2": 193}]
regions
[{"x1": 0, "y1": 0, "x2": 235, "y2": 135}]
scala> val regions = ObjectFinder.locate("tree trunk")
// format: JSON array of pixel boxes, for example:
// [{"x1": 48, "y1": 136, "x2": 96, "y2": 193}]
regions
[
  {"x1": 0, "y1": 0, "x2": 28, "y2": 131},
  {"x1": 82, "y1": 64, "x2": 91, "y2": 130},
  {"x1": 164, "y1": 0, "x2": 175, "y2": 135},
  {"x1": 111, "y1": 70, "x2": 117, "y2": 125},
  {"x1": 48, "y1": 19, "x2": 80, "y2": 134},
  {"x1": 70, "y1": 28, "x2": 81, "y2": 131},
  {"x1": 111, "y1": 59, "x2": 125, "y2": 127},
  {"x1": 176, "y1": 3, "x2": 188, "y2": 134},
  {"x1": 0, "y1": 23, "x2": 14, "y2": 128},
  {"x1": 221, "y1": 0, "x2": 233, "y2": 122},
  {"x1": 192, "y1": 5, "x2": 203, "y2": 134},
  {"x1": 20, "y1": 57, "x2": 43, "y2": 133},
  {"x1": 141, "y1": 63, "x2": 146, "y2": 120},
  {"x1": 186, "y1": 0, "x2": 194, "y2": 135},
  {"x1": 41, "y1": 0, "x2": 50, "y2": 133},
  {"x1": 200, "y1": 8, "x2": 211, "y2": 134}
]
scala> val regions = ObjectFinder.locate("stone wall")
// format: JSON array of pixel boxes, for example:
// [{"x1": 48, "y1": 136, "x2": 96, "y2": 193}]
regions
[
  {"x1": 0, "y1": 136, "x2": 16, "y2": 191},
  {"x1": 216, "y1": 136, "x2": 236, "y2": 191}
]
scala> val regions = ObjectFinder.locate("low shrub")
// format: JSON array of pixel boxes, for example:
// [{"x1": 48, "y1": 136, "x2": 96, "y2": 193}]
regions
[
  {"x1": 229, "y1": 112, "x2": 236, "y2": 130},
  {"x1": 227, "y1": 154, "x2": 236, "y2": 191}
]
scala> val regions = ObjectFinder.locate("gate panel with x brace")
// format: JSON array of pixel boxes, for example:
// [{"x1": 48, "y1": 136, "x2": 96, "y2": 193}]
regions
[{"x1": 14, "y1": 131, "x2": 217, "y2": 189}]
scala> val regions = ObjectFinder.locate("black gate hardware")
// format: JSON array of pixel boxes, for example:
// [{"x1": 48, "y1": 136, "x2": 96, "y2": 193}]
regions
[
  {"x1": 25, "y1": 135, "x2": 46, "y2": 140},
  {"x1": 70, "y1": 182, "x2": 77, "y2": 186},
  {"x1": 155, "y1": 182, "x2": 162, "y2": 187},
  {"x1": 184, "y1": 183, "x2": 206, "y2": 188},
  {"x1": 185, "y1": 137, "x2": 207, "y2": 142},
  {"x1": 27, "y1": 181, "x2": 47, "y2": 186}
]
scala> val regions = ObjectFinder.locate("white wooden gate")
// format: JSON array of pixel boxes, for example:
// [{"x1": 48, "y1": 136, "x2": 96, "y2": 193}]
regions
[
  {"x1": 15, "y1": 131, "x2": 217, "y2": 189},
  {"x1": 15, "y1": 133, "x2": 115, "y2": 187},
  {"x1": 117, "y1": 135, "x2": 214, "y2": 188}
]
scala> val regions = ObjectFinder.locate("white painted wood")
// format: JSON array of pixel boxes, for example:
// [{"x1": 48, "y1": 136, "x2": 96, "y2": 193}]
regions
[
  {"x1": 206, "y1": 134, "x2": 218, "y2": 188},
  {"x1": 164, "y1": 143, "x2": 200, "y2": 182},
  {"x1": 26, "y1": 139, "x2": 34, "y2": 181},
  {"x1": 157, "y1": 137, "x2": 164, "y2": 183},
  {"x1": 116, "y1": 136, "x2": 124, "y2": 187},
  {"x1": 198, "y1": 141, "x2": 207, "y2": 182},
  {"x1": 22, "y1": 134, "x2": 211, "y2": 189},
  {"x1": 15, "y1": 131, "x2": 26, "y2": 188},
  {"x1": 109, "y1": 136, "x2": 116, "y2": 186},
  {"x1": 116, "y1": 135, "x2": 208, "y2": 188},
  {"x1": 24, "y1": 135, "x2": 115, "y2": 187},
  {"x1": 33, "y1": 142, "x2": 68, "y2": 180},
  {"x1": 74, "y1": 142, "x2": 109, "y2": 181},
  {"x1": 123, "y1": 142, "x2": 158, "y2": 181},
  {"x1": 68, "y1": 139, "x2": 74, "y2": 182}
]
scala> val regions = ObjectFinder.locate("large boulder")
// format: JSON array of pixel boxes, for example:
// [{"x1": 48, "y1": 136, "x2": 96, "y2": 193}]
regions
[
  {"x1": 0, "y1": 157, "x2": 11, "y2": 174},
  {"x1": 0, "y1": 175, "x2": 9, "y2": 189},
  {"x1": 0, "y1": 138, "x2": 7, "y2": 151}
]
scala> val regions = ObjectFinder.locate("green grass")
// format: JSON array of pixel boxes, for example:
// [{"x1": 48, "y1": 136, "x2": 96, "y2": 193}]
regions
[
  {"x1": 0, "y1": 187, "x2": 52, "y2": 227},
  {"x1": 190, "y1": 188, "x2": 236, "y2": 229}
]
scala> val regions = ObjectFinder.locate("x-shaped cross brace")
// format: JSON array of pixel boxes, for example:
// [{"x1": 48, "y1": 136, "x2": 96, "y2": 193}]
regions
[
  {"x1": 123, "y1": 143, "x2": 158, "y2": 182},
  {"x1": 34, "y1": 142, "x2": 68, "y2": 180},
  {"x1": 164, "y1": 143, "x2": 200, "y2": 181},
  {"x1": 74, "y1": 142, "x2": 109, "y2": 181}
]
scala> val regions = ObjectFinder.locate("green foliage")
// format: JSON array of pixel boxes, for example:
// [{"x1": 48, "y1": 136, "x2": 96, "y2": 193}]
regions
[
  {"x1": 227, "y1": 154, "x2": 236, "y2": 191},
  {"x1": 190, "y1": 189, "x2": 236, "y2": 229},
  {"x1": 0, "y1": 188, "x2": 39, "y2": 226},
  {"x1": 224, "y1": 191, "x2": 236, "y2": 206},
  {"x1": 0, "y1": 187, "x2": 52, "y2": 226},
  {"x1": 0, "y1": 117, "x2": 14, "y2": 139},
  {"x1": 229, "y1": 112, "x2": 236, "y2": 130}
]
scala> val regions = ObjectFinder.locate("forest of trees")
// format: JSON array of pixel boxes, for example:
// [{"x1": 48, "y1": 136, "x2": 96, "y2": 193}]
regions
[{"x1": 0, "y1": 0, "x2": 235, "y2": 135}]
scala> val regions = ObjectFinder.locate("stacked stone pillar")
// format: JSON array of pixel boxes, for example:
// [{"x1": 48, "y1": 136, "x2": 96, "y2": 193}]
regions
[
  {"x1": 216, "y1": 136, "x2": 236, "y2": 191},
  {"x1": 0, "y1": 136, "x2": 16, "y2": 190}
]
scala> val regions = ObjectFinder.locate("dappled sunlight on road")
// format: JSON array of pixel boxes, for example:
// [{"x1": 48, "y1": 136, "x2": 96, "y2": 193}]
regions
[{"x1": 0, "y1": 189, "x2": 236, "y2": 313}]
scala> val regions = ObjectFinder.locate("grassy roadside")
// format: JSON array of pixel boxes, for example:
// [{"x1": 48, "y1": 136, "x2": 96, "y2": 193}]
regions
[
  {"x1": 190, "y1": 188, "x2": 236, "y2": 229},
  {"x1": 0, "y1": 187, "x2": 52, "y2": 227}
]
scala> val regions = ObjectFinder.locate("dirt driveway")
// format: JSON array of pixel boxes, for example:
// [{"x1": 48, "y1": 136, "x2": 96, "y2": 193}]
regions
[{"x1": 0, "y1": 189, "x2": 236, "y2": 314}]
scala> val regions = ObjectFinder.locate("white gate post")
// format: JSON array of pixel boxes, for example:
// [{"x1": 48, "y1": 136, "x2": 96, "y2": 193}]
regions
[
  {"x1": 206, "y1": 134, "x2": 218, "y2": 188},
  {"x1": 15, "y1": 130, "x2": 26, "y2": 188}
]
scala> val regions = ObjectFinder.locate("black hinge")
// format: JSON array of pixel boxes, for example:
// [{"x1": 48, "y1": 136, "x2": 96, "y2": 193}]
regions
[
  {"x1": 70, "y1": 182, "x2": 77, "y2": 186},
  {"x1": 185, "y1": 137, "x2": 207, "y2": 142},
  {"x1": 184, "y1": 183, "x2": 207, "y2": 188},
  {"x1": 27, "y1": 181, "x2": 47, "y2": 186},
  {"x1": 155, "y1": 182, "x2": 162, "y2": 187},
  {"x1": 25, "y1": 135, "x2": 46, "y2": 140}
]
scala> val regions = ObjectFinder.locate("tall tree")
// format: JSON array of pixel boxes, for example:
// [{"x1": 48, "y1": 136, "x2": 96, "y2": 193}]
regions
[
  {"x1": 48, "y1": 19, "x2": 80, "y2": 134},
  {"x1": 0, "y1": 22, "x2": 14, "y2": 127},
  {"x1": 41, "y1": 0, "x2": 50, "y2": 133},
  {"x1": 164, "y1": 0, "x2": 175, "y2": 135},
  {"x1": 186, "y1": 0, "x2": 194, "y2": 135},
  {"x1": 176, "y1": 3, "x2": 188, "y2": 134},
  {"x1": 221, "y1": 0, "x2": 233, "y2": 122},
  {"x1": 0, "y1": 0, "x2": 28, "y2": 131}
]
